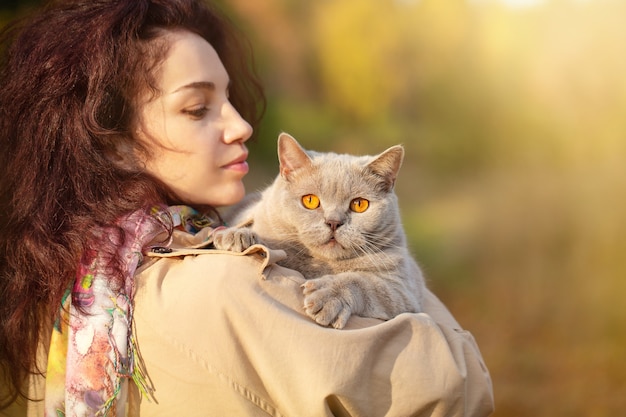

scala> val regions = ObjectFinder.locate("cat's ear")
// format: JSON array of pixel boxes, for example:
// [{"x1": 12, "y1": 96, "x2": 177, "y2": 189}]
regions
[
  {"x1": 367, "y1": 145, "x2": 404, "y2": 191},
  {"x1": 277, "y1": 133, "x2": 313, "y2": 180}
]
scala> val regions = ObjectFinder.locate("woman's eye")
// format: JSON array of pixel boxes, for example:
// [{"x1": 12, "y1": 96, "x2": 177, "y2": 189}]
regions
[
  {"x1": 301, "y1": 194, "x2": 320, "y2": 210},
  {"x1": 183, "y1": 106, "x2": 208, "y2": 119},
  {"x1": 350, "y1": 198, "x2": 369, "y2": 213}
]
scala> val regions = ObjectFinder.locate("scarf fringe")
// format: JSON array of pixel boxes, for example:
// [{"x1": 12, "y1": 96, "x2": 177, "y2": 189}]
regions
[{"x1": 129, "y1": 323, "x2": 157, "y2": 404}]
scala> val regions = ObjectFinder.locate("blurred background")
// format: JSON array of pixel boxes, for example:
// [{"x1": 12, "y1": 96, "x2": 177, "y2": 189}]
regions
[{"x1": 3, "y1": 0, "x2": 625, "y2": 415}]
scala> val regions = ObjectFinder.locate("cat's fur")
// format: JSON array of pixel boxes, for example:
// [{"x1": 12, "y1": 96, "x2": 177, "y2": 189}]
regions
[{"x1": 213, "y1": 133, "x2": 425, "y2": 329}]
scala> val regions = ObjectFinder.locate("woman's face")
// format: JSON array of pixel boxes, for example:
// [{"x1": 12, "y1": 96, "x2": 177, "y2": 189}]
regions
[{"x1": 135, "y1": 30, "x2": 253, "y2": 207}]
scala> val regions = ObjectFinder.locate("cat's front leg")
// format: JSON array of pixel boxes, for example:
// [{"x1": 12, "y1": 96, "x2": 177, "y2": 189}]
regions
[
  {"x1": 301, "y1": 274, "x2": 366, "y2": 329},
  {"x1": 212, "y1": 227, "x2": 259, "y2": 252}
]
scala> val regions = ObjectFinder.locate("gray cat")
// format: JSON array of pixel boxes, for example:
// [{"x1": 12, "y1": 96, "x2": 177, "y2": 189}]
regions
[{"x1": 213, "y1": 133, "x2": 425, "y2": 329}]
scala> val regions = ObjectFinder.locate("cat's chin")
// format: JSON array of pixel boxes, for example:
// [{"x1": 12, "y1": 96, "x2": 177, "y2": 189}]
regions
[
  {"x1": 311, "y1": 240, "x2": 348, "y2": 261},
  {"x1": 325, "y1": 239, "x2": 340, "y2": 249}
]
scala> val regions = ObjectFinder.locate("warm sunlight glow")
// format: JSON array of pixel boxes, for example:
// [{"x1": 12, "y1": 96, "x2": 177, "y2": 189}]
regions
[{"x1": 500, "y1": 0, "x2": 544, "y2": 8}]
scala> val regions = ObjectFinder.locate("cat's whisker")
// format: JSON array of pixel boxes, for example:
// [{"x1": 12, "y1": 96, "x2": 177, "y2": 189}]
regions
[
  {"x1": 353, "y1": 242, "x2": 396, "y2": 275},
  {"x1": 360, "y1": 232, "x2": 401, "y2": 251},
  {"x1": 292, "y1": 245, "x2": 310, "y2": 259}
]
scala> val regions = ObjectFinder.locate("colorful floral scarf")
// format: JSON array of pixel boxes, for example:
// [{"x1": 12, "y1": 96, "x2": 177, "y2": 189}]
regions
[{"x1": 45, "y1": 206, "x2": 217, "y2": 417}]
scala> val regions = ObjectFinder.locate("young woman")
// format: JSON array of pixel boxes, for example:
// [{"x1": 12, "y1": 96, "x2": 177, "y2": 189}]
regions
[{"x1": 0, "y1": 1, "x2": 494, "y2": 416}]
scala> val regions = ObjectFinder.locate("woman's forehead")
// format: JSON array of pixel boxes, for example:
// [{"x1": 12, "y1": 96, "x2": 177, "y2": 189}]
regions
[{"x1": 157, "y1": 30, "x2": 229, "y2": 95}]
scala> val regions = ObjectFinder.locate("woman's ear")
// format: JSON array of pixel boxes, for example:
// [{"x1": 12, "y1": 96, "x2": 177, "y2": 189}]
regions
[{"x1": 106, "y1": 137, "x2": 143, "y2": 171}]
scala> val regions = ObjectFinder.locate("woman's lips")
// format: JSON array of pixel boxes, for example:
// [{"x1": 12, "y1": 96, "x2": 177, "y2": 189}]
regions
[{"x1": 223, "y1": 154, "x2": 249, "y2": 173}]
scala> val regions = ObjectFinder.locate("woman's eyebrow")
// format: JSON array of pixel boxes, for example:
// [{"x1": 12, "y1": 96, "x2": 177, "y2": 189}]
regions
[{"x1": 172, "y1": 81, "x2": 216, "y2": 93}]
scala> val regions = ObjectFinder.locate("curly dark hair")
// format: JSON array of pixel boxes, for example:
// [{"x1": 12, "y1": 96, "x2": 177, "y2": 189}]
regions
[{"x1": 0, "y1": 0, "x2": 265, "y2": 407}]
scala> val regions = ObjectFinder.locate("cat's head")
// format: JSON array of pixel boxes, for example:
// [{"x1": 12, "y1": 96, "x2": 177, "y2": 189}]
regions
[{"x1": 274, "y1": 133, "x2": 404, "y2": 262}]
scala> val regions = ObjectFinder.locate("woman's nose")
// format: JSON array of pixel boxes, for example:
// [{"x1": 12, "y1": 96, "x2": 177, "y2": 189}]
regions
[{"x1": 222, "y1": 101, "x2": 253, "y2": 144}]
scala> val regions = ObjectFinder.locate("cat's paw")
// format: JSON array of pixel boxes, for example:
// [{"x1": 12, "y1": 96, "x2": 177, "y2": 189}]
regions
[
  {"x1": 301, "y1": 277, "x2": 354, "y2": 329},
  {"x1": 212, "y1": 227, "x2": 259, "y2": 252}
]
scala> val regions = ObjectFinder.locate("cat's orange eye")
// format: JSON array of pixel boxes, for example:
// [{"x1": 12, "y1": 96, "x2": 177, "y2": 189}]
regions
[
  {"x1": 302, "y1": 194, "x2": 321, "y2": 210},
  {"x1": 350, "y1": 198, "x2": 369, "y2": 213}
]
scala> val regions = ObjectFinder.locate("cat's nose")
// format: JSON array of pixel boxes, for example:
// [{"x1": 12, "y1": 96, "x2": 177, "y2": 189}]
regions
[{"x1": 326, "y1": 220, "x2": 343, "y2": 231}]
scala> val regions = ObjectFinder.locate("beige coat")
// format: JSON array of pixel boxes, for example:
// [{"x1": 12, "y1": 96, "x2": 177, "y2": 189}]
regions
[
  {"x1": 4, "y1": 230, "x2": 494, "y2": 417},
  {"x1": 132, "y1": 230, "x2": 494, "y2": 416}
]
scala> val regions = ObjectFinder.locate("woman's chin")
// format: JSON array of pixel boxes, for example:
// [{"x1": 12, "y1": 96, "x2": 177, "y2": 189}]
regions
[
  {"x1": 177, "y1": 183, "x2": 246, "y2": 208},
  {"x1": 211, "y1": 184, "x2": 247, "y2": 208}
]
